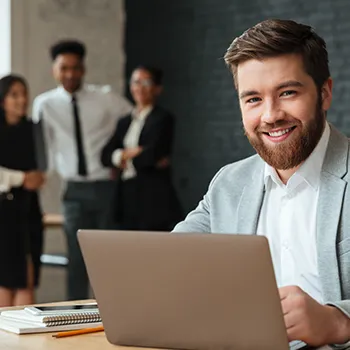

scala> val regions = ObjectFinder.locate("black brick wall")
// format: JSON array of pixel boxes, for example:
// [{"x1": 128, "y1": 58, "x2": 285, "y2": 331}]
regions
[{"x1": 125, "y1": 0, "x2": 350, "y2": 213}]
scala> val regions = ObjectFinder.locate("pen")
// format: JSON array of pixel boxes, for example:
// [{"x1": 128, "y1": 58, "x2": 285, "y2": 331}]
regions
[{"x1": 52, "y1": 325, "x2": 104, "y2": 338}]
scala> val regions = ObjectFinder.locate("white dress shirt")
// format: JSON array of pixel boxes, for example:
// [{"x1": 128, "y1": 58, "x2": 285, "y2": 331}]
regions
[
  {"x1": 111, "y1": 106, "x2": 153, "y2": 181},
  {"x1": 32, "y1": 84, "x2": 133, "y2": 181},
  {"x1": 0, "y1": 167, "x2": 25, "y2": 192},
  {"x1": 257, "y1": 123, "x2": 330, "y2": 304}
]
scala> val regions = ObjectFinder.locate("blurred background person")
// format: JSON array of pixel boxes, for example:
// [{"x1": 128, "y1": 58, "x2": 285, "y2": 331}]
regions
[
  {"x1": 101, "y1": 65, "x2": 183, "y2": 231},
  {"x1": 0, "y1": 75, "x2": 44, "y2": 307},
  {"x1": 32, "y1": 40, "x2": 133, "y2": 300}
]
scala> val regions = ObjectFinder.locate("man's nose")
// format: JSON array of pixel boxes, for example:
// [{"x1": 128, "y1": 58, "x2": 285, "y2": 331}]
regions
[{"x1": 261, "y1": 100, "x2": 285, "y2": 124}]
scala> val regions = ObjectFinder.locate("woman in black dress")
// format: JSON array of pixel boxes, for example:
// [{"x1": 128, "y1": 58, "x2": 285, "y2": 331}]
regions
[
  {"x1": 0, "y1": 75, "x2": 44, "y2": 306},
  {"x1": 102, "y1": 65, "x2": 183, "y2": 230}
]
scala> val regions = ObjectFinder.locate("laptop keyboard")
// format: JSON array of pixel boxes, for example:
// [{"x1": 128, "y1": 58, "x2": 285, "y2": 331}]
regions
[
  {"x1": 289, "y1": 340, "x2": 333, "y2": 349},
  {"x1": 289, "y1": 340, "x2": 309, "y2": 349}
]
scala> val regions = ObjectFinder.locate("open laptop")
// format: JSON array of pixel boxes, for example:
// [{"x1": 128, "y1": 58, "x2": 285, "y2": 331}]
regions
[{"x1": 78, "y1": 230, "x2": 310, "y2": 350}]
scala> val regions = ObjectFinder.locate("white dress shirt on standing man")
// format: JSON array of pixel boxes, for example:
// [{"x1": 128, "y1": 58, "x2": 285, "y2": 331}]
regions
[{"x1": 32, "y1": 84, "x2": 133, "y2": 181}]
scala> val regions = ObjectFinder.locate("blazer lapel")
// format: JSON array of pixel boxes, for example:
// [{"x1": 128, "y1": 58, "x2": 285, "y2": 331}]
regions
[
  {"x1": 236, "y1": 158, "x2": 265, "y2": 234},
  {"x1": 138, "y1": 107, "x2": 157, "y2": 144},
  {"x1": 317, "y1": 125, "x2": 348, "y2": 301},
  {"x1": 121, "y1": 116, "x2": 132, "y2": 140}
]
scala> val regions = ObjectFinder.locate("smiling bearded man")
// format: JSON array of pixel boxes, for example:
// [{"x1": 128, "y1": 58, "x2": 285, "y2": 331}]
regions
[{"x1": 173, "y1": 19, "x2": 350, "y2": 349}]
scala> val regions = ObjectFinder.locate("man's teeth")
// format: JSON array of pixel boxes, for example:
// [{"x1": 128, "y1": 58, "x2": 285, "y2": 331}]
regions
[{"x1": 268, "y1": 127, "x2": 292, "y2": 137}]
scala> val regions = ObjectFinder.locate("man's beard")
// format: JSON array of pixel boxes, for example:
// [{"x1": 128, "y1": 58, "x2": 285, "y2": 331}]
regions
[{"x1": 245, "y1": 103, "x2": 326, "y2": 170}]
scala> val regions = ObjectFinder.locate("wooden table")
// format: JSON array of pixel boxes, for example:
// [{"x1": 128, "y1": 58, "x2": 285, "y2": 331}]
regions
[
  {"x1": 0, "y1": 301, "x2": 330, "y2": 350},
  {"x1": 0, "y1": 300, "x2": 158, "y2": 350}
]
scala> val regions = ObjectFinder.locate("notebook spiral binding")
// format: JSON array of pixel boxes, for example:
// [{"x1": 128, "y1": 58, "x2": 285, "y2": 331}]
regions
[{"x1": 42, "y1": 312, "x2": 101, "y2": 327}]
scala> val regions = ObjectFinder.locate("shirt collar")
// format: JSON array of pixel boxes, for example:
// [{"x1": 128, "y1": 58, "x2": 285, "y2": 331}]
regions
[
  {"x1": 57, "y1": 84, "x2": 86, "y2": 101},
  {"x1": 264, "y1": 122, "x2": 331, "y2": 191},
  {"x1": 131, "y1": 105, "x2": 153, "y2": 121}
]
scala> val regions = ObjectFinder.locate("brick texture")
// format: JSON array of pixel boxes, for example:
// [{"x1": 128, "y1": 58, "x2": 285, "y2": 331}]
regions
[{"x1": 125, "y1": 0, "x2": 350, "y2": 213}]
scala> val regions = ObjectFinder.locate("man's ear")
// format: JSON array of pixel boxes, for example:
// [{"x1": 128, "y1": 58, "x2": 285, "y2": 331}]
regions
[{"x1": 321, "y1": 77, "x2": 332, "y2": 111}]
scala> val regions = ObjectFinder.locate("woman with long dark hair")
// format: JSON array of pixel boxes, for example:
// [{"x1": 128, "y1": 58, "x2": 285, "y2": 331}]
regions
[{"x1": 0, "y1": 74, "x2": 44, "y2": 306}]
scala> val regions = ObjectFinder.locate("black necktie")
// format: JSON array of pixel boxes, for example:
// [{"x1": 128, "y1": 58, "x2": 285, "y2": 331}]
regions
[{"x1": 72, "y1": 95, "x2": 88, "y2": 176}]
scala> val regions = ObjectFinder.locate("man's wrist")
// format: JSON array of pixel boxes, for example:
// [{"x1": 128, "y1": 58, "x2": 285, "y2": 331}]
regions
[{"x1": 325, "y1": 306, "x2": 350, "y2": 345}]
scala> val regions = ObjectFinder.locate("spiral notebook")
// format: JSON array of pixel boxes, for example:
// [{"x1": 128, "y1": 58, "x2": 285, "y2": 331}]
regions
[{"x1": 0, "y1": 308, "x2": 102, "y2": 334}]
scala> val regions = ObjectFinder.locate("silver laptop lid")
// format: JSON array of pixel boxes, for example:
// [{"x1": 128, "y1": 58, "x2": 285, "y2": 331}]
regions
[{"x1": 78, "y1": 230, "x2": 290, "y2": 350}]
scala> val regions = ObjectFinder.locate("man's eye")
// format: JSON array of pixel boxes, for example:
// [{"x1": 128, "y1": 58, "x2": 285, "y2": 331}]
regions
[
  {"x1": 246, "y1": 97, "x2": 261, "y2": 104},
  {"x1": 281, "y1": 90, "x2": 296, "y2": 97}
]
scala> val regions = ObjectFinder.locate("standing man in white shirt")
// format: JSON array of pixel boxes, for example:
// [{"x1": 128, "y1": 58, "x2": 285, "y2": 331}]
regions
[
  {"x1": 173, "y1": 20, "x2": 350, "y2": 348},
  {"x1": 32, "y1": 40, "x2": 132, "y2": 300}
]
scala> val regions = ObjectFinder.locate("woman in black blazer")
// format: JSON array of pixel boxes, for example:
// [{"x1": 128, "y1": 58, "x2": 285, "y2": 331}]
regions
[
  {"x1": 0, "y1": 75, "x2": 44, "y2": 306},
  {"x1": 101, "y1": 65, "x2": 182, "y2": 230}
]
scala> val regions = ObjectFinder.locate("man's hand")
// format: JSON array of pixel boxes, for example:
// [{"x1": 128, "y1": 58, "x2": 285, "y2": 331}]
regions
[
  {"x1": 23, "y1": 171, "x2": 45, "y2": 190},
  {"x1": 122, "y1": 147, "x2": 143, "y2": 161},
  {"x1": 279, "y1": 286, "x2": 350, "y2": 346}
]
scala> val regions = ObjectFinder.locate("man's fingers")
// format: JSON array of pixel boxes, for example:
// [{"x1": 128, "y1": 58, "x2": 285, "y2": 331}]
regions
[
  {"x1": 285, "y1": 324, "x2": 301, "y2": 342},
  {"x1": 278, "y1": 286, "x2": 290, "y2": 300},
  {"x1": 279, "y1": 285, "x2": 303, "y2": 300},
  {"x1": 281, "y1": 297, "x2": 292, "y2": 315},
  {"x1": 283, "y1": 310, "x2": 297, "y2": 329}
]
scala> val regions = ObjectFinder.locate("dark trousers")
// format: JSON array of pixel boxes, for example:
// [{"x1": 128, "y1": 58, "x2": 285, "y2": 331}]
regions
[
  {"x1": 62, "y1": 180, "x2": 117, "y2": 300},
  {"x1": 119, "y1": 178, "x2": 177, "y2": 231},
  {"x1": 120, "y1": 178, "x2": 139, "y2": 230}
]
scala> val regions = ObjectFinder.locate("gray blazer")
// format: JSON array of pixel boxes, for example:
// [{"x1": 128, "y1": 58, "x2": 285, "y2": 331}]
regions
[{"x1": 174, "y1": 125, "x2": 350, "y2": 319}]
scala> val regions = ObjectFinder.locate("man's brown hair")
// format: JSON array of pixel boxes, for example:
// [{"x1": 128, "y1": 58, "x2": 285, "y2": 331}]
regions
[{"x1": 224, "y1": 19, "x2": 330, "y2": 90}]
